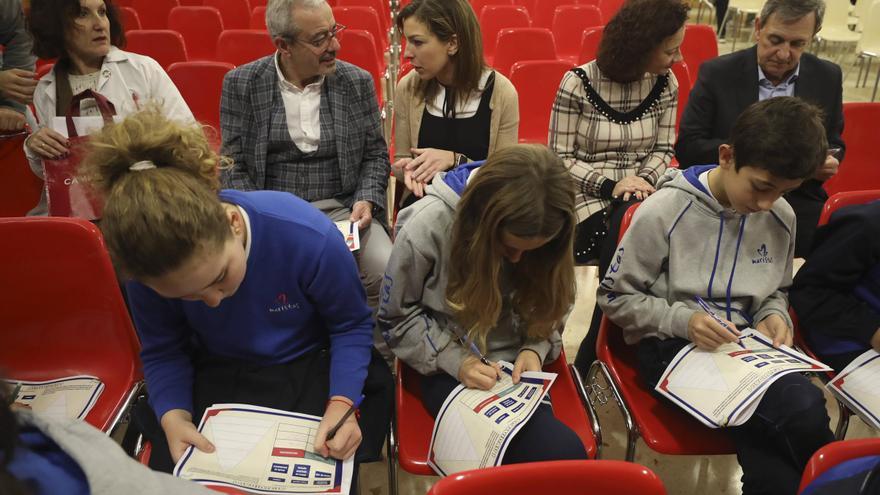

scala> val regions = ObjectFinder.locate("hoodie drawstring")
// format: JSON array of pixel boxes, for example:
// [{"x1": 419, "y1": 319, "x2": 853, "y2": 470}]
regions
[{"x1": 707, "y1": 214, "x2": 750, "y2": 324}]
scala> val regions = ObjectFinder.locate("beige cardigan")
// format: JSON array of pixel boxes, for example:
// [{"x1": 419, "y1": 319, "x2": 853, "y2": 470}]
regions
[{"x1": 393, "y1": 69, "x2": 519, "y2": 164}]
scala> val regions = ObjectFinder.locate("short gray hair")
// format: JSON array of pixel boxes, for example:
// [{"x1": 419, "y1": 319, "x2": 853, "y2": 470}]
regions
[
  {"x1": 759, "y1": 0, "x2": 825, "y2": 34},
  {"x1": 265, "y1": 0, "x2": 326, "y2": 39}
]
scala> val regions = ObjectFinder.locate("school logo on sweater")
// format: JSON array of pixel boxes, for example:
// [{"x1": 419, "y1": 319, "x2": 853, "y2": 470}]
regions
[
  {"x1": 269, "y1": 292, "x2": 300, "y2": 313},
  {"x1": 752, "y1": 244, "x2": 773, "y2": 264}
]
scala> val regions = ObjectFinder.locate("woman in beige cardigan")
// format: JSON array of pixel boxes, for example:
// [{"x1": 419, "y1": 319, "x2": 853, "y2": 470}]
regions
[{"x1": 394, "y1": 0, "x2": 518, "y2": 200}]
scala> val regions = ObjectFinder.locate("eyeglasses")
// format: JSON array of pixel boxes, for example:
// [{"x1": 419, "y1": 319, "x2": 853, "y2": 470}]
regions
[{"x1": 294, "y1": 24, "x2": 346, "y2": 50}]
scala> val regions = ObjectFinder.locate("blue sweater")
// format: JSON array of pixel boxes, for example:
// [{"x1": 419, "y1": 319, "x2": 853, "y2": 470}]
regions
[{"x1": 127, "y1": 190, "x2": 374, "y2": 420}]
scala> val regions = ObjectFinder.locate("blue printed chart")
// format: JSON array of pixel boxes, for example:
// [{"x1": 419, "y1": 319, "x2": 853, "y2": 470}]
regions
[
  {"x1": 428, "y1": 361, "x2": 557, "y2": 476},
  {"x1": 656, "y1": 329, "x2": 831, "y2": 428},
  {"x1": 174, "y1": 404, "x2": 353, "y2": 494},
  {"x1": 6, "y1": 375, "x2": 103, "y2": 421},
  {"x1": 827, "y1": 350, "x2": 880, "y2": 430}
]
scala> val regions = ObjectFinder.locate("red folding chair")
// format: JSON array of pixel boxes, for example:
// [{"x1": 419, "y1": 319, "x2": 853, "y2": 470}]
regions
[
  {"x1": 798, "y1": 438, "x2": 880, "y2": 493},
  {"x1": 251, "y1": 0, "x2": 266, "y2": 6},
  {"x1": 823, "y1": 103, "x2": 880, "y2": 197},
  {"x1": 204, "y1": 0, "x2": 252, "y2": 30},
  {"x1": 0, "y1": 217, "x2": 143, "y2": 434},
  {"x1": 670, "y1": 61, "x2": 691, "y2": 133},
  {"x1": 532, "y1": 0, "x2": 580, "y2": 28},
  {"x1": 552, "y1": 4, "x2": 602, "y2": 65},
  {"x1": 333, "y1": 6, "x2": 387, "y2": 63},
  {"x1": 215, "y1": 29, "x2": 275, "y2": 66},
  {"x1": 587, "y1": 203, "x2": 737, "y2": 461},
  {"x1": 680, "y1": 24, "x2": 718, "y2": 84},
  {"x1": 178, "y1": 0, "x2": 204, "y2": 4},
  {"x1": 167, "y1": 61, "x2": 234, "y2": 132},
  {"x1": 470, "y1": 0, "x2": 515, "y2": 19},
  {"x1": 479, "y1": 5, "x2": 531, "y2": 65},
  {"x1": 338, "y1": 29, "x2": 385, "y2": 108},
  {"x1": 250, "y1": 6, "x2": 267, "y2": 29},
  {"x1": 577, "y1": 26, "x2": 603, "y2": 64},
  {"x1": 427, "y1": 460, "x2": 666, "y2": 495},
  {"x1": 509, "y1": 59, "x2": 573, "y2": 144},
  {"x1": 131, "y1": 0, "x2": 179, "y2": 29},
  {"x1": 514, "y1": 0, "x2": 537, "y2": 14},
  {"x1": 0, "y1": 131, "x2": 42, "y2": 216},
  {"x1": 168, "y1": 6, "x2": 225, "y2": 61},
  {"x1": 336, "y1": 0, "x2": 390, "y2": 33},
  {"x1": 818, "y1": 189, "x2": 880, "y2": 226},
  {"x1": 597, "y1": 0, "x2": 625, "y2": 21},
  {"x1": 125, "y1": 30, "x2": 189, "y2": 69},
  {"x1": 389, "y1": 350, "x2": 599, "y2": 495},
  {"x1": 118, "y1": 6, "x2": 142, "y2": 31},
  {"x1": 493, "y1": 27, "x2": 557, "y2": 76}
]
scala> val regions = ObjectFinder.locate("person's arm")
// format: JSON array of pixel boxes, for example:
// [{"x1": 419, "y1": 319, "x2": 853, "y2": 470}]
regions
[
  {"x1": 377, "y1": 222, "x2": 470, "y2": 379},
  {"x1": 219, "y1": 71, "x2": 258, "y2": 191},
  {"x1": 392, "y1": 76, "x2": 413, "y2": 173},
  {"x1": 791, "y1": 211, "x2": 880, "y2": 344},
  {"x1": 519, "y1": 329, "x2": 562, "y2": 365},
  {"x1": 548, "y1": 71, "x2": 617, "y2": 202},
  {"x1": 0, "y1": 0, "x2": 36, "y2": 111},
  {"x1": 352, "y1": 73, "x2": 390, "y2": 211},
  {"x1": 492, "y1": 75, "x2": 519, "y2": 151},
  {"x1": 636, "y1": 76, "x2": 677, "y2": 185},
  {"x1": 597, "y1": 200, "x2": 695, "y2": 340},
  {"x1": 674, "y1": 64, "x2": 725, "y2": 169}
]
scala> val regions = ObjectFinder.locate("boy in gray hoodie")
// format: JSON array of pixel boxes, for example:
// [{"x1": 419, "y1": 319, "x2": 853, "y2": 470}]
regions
[{"x1": 598, "y1": 97, "x2": 834, "y2": 495}]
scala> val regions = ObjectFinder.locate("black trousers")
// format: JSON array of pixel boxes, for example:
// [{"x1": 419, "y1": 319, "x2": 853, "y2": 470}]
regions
[
  {"x1": 133, "y1": 347, "x2": 393, "y2": 493},
  {"x1": 419, "y1": 372, "x2": 588, "y2": 464},
  {"x1": 638, "y1": 337, "x2": 835, "y2": 495}
]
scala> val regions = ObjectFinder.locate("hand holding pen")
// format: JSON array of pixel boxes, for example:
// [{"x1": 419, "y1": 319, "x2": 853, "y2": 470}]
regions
[
  {"x1": 457, "y1": 336, "x2": 502, "y2": 390},
  {"x1": 315, "y1": 394, "x2": 364, "y2": 460},
  {"x1": 688, "y1": 296, "x2": 745, "y2": 351}
]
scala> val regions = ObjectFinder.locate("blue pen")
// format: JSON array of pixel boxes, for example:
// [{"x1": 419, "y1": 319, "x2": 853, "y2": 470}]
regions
[
  {"x1": 459, "y1": 336, "x2": 492, "y2": 367},
  {"x1": 694, "y1": 296, "x2": 746, "y2": 349}
]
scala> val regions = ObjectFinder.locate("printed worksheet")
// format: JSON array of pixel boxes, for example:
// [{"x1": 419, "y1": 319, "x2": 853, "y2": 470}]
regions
[
  {"x1": 174, "y1": 404, "x2": 353, "y2": 494},
  {"x1": 827, "y1": 349, "x2": 880, "y2": 430},
  {"x1": 6, "y1": 375, "x2": 103, "y2": 421},
  {"x1": 656, "y1": 329, "x2": 832, "y2": 428},
  {"x1": 334, "y1": 221, "x2": 360, "y2": 252},
  {"x1": 428, "y1": 361, "x2": 557, "y2": 476}
]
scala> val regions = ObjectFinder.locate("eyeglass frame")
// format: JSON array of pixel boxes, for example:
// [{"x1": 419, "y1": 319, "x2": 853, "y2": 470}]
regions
[{"x1": 287, "y1": 23, "x2": 346, "y2": 51}]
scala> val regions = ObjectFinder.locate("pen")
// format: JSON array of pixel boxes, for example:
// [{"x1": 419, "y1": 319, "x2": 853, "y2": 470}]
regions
[
  {"x1": 326, "y1": 394, "x2": 365, "y2": 441},
  {"x1": 828, "y1": 147, "x2": 842, "y2": 159},
  {"x1": 6, "y1": 383, "x2": 21, "y2": 406},
  {"x1": 459, "y1": 335, "x2": 492, "y2": 367},
  {"x1": 694, "y1": 296, "x2": 746, "y2": 349}
]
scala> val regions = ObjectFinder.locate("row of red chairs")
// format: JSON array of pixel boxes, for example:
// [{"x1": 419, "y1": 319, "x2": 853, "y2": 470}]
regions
[{"x1": 472, "y1": 0, "x2": 622, "y2": 29}]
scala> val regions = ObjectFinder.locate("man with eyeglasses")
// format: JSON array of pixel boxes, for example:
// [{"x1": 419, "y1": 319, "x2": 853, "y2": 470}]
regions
[
  {"x1": 220, "y1": 0, "x2": 391, "y2": 313},
  {"x1": 675, "y1": 0, "x2": 845, "y2": 258}
]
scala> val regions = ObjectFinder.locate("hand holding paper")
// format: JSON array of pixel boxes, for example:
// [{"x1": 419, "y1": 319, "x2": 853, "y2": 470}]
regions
[{"x1": 161, "y1": 409, "x2": 215, "y2": 463}]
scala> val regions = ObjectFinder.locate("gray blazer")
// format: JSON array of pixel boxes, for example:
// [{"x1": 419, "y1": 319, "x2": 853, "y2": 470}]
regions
[
  {"x1": 0, "y1": 0, "x2": 36, "y2": 112},
  {"x1": 220, "y1": 56, "x2": 389, "y2": 212}
]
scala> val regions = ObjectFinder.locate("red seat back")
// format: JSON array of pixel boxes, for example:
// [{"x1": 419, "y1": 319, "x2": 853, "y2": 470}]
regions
[
  {"x1": 479, "y1": 5, "x2": 531, "y2": 63},
  {"x1": 167, "y1": 61, "x2": 234, "y2": 131},
  {"x1": 493, "y1": 27, "x2": 557, "y2": 76},
  {"x1": 338, "y1": 29, "x2": 384, "y2": 106},
  {"x1": 577, "y1": 26, "x2": 603, "y2": 64},
  {"x1": 131, "y1": 0, "x2": 179, "y2": 29},
  {"x1": 509, "y1": 59, "x2": 573, "y2": 144},
  {"x1": 203, "y1": 0, "x2": 252, "y2": 30},
  {"x1": 0, "y1": 132, "x2": 42, "y2": 216},
  {"x1": 168, "y1": 6, "x2": 225, "y2": 61},
  {"x1": 532, "y1": 0, "x2": 579, "y2": 28},
  {"x1": 681, "y1": 24, "x2": 718, "y2": 83},
  {"x1": 215, "y1": 29, "x2": 275, "y2": 66},
  {"x1": 597, "y1": 0, "x2": 624, "y2": 21},
  {"x1": 470, "y1": 0, "x2": 515, "y2": 19},
  {"x1": 427, "y1": 460, "x2": 667, "y2": 495},
  {"x1": 118, "y1": 6, "x2": 142, "y2": 31},
  {"x1": 670, "y1": 61, "x2": 691, "y2": 133},
  {"x1": 125, "y1": 29, "x2": 189, "y2": 69},
  {"x1": 333, "y1": 6, "x2": 387, "y2": 62},
  {"x1": 798, "y1": 438, "x2": 880, "y2": 493},
  {"x1": 250, "y1": 6, "x2": 267, "y2": 29},
  {"x1": 817, "y1": 190, "x2": 880, "y2": 226},
  {"x1": 336, "y1": 0, "x2": 390, "y2": 32},
  {"x1": 552, "y1": 4, "x2": 602, "y2": 63},
  {"x1": 0, "y1": 217, "x2": 143, "y2": 432},
  {"x1": 823, "y1": 103, "x2": 880, "y2": 197}
]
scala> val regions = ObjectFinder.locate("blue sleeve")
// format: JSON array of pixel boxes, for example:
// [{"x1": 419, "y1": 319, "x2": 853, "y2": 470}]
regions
[
  {"x1": 126, "y1": 281, "x2": 196, "y2": 420},
  {"x1": 304, "y1": 225, "x2": 373, "y2": 402}
]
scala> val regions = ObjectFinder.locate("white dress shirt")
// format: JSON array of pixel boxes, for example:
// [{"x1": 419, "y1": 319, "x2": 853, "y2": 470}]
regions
[{"x1": 274, "y1": 52, "x2": 323, "y2": 153}]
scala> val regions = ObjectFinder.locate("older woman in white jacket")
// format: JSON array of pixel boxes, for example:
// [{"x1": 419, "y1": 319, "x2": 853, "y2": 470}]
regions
[{"x1": 24, "y1": 0, "x2": 192, "y2": 215}]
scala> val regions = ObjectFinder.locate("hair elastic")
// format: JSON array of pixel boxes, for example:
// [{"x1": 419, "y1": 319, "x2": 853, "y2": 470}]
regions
[{"x1": 129, "y1": 160, "x2": 157, "y2": 171}]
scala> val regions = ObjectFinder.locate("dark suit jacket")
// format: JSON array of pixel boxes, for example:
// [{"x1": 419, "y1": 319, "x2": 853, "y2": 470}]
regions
[
  {"x1": 675, "y1": 46, "x2": 845, "y2": 193},
  {"x1": 219, "y1": 57, "x2": 389, "y2": 214}
]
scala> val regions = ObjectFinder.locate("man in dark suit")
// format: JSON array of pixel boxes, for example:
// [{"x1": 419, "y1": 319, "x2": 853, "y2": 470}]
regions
[
  {"x1": 220, "y1": 0, "x2": 391, "y2": 310},
  {"x1": 675, "y1": 0, "x2": 844, "y2": 257}
]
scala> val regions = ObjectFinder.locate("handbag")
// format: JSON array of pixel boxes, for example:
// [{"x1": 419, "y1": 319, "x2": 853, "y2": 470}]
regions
[{"x1": 43, "y1": 89, "x2": 116, "y2": 219}]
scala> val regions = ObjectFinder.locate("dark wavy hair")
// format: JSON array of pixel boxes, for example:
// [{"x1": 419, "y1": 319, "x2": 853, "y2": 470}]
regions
[
  {"x1": 596, "y1": 0, "x2": 689, "y2": 83},
  {"x1": 27, "y1": 0, "x2": 126, "y2": 60}
]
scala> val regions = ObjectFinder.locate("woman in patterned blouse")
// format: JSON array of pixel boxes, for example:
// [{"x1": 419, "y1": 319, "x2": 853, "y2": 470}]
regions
[{"x1": 548, "y1": 0, "x2": 689, "y2": 370}]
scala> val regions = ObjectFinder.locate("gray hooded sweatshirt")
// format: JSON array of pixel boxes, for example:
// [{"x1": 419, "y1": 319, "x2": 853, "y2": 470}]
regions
[
  {"x1": 598, "y1": 165, "x2": 794, "y2": 345},
  {"x1": 377, "y1": 163, "x2": 562, "y2": 379}
]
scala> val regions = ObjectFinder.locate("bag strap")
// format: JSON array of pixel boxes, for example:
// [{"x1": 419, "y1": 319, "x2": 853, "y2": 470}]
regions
[{"x1": 65, "y1": 89, "x2": 117, "y2": 137}]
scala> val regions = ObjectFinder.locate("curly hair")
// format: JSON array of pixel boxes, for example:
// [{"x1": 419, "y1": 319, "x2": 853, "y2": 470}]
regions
[
  {"x1": 27, "y1": 0, "x2": 126, "y2": 60},
  {"x1": 596, "y1": 0, "x2": 689, "y2": 83},
  {"x1": 78, "y1": 107, "x2": 232, "y2": 279},
  {"x1": 446, "y1": 144, "x2": 577, "y2": 349}
]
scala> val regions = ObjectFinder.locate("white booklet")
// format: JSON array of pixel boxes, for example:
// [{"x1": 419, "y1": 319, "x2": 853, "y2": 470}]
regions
[
  {"x1": 174, "y1": 404, "x2": 354, "y2": 494},
  {"x1": 334, "y1": 221, "x2": 360, "y2": 252},
  {"x1": 655, "y1": 329, "x2": 832, "y2": 428},
  {"x1": 827, "y1": 349, "x2": 880, "y2": 430},
  {"x1": 6, "y1": 375, "x2": 104, "y2": 421},
  {"x1": 428, "y1": 361, "x2": 557, "y2": 476}
]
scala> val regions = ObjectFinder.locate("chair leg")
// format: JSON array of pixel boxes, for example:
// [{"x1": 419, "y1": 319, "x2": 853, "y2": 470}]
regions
[
  {"x1": 387, "y1": 413, "x2": 398, "y2": 495},
  {"x1": 589, "y1": 360, "x2": 640, "y2": 462},
  {"x1": 834, "y1": 399, "x2": 851, "y2": 440},
  {"x1": 873, "y1": 63, "x2": 880, "y2": 102},
  {"x1": 570, "y1": 363, "x2": 603, "y2": 459}
]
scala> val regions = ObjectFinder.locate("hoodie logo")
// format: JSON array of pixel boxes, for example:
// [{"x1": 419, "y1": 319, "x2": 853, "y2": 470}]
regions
[
  {"x1": 752, "y1": 244, "x2": 773, "y2": 264},
  {"x1": 270, "y1": 292, "x2": 300, "y2": 313}
]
